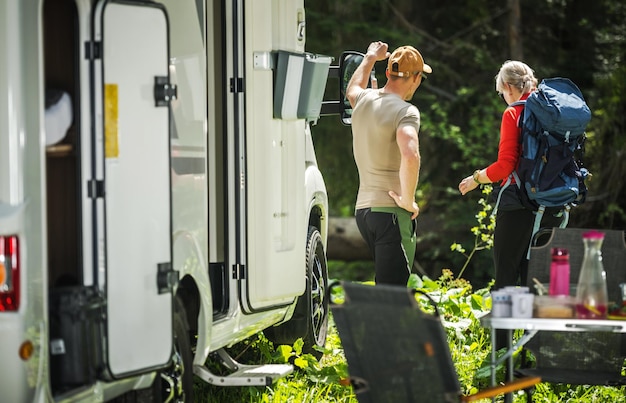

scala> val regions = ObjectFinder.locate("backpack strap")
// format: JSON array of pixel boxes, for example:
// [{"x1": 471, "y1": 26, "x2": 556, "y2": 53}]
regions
[
  {"x1": 527, "y1": 206, "x2": 546, "y2": 260},
  {"x1": 491, "y1": 101, "x2": 525, "y2": 217},
  {"x1": 525, "y1": 205, "x2": 571, "y2": 260},
  {"x1": 491, "y1": 171, "x2": 522, "y2": 217},
  {"x1": 491, "y1": 176, "x2": 511, "y2": 217}
]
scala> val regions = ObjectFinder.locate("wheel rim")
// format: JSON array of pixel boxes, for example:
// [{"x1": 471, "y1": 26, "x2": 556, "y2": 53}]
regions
[{"x1": 309, "y1": 242, "x2": 327, "y2": 344}]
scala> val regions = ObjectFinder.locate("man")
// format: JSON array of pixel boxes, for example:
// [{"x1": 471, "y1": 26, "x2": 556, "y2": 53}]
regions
[{"x1": 346, "y1": 41, "x2": 431, "y2": 286}]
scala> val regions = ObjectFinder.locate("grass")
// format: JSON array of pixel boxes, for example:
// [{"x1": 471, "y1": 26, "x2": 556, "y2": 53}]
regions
[{"x1": 194, "y1": 271, "x2": 626, "y2": 402}]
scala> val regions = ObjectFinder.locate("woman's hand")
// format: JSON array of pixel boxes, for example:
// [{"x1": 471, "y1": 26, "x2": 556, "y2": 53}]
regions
[{"x1": 458, "y1": 175, "x2": 479, "y2": 195}]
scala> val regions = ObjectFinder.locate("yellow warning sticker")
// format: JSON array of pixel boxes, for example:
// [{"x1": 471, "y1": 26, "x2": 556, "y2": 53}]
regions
[{"x1": 104, "y1": 84, "x2": 119, "y2": 158}]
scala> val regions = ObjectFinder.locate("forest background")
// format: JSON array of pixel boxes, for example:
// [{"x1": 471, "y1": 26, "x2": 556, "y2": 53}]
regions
[{"x1": 304, "y1": 0, "x2": 626, "y2": 288}]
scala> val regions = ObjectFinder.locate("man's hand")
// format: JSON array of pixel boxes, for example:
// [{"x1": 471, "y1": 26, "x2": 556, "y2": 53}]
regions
[
  {"x1": 346, "y1": 41, "x2": 390, "y2": 108},
  {"x1": 365, "y1": 41, "x2": 390, "y2": 61},
  {"x1": 388, "y1": 190, "x2": 419, "y2": 220}
]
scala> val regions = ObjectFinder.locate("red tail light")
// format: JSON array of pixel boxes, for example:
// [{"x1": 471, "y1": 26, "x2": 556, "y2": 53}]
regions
[{"x1": 0, "y1": 235, "x2": 20, "y2": 311}]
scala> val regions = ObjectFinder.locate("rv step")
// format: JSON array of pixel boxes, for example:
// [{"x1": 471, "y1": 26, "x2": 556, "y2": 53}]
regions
[{"x1": 193, "y1": 348, "x2": 293, "y2": 387}]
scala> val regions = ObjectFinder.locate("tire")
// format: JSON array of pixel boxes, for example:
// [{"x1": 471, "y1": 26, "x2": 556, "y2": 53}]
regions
[
  {"x1": 160, "y1": 295, "x2": 194, "y2": 403},
  {"x1": 265, "y1": 226, "x2": 329, "y2": 357}
]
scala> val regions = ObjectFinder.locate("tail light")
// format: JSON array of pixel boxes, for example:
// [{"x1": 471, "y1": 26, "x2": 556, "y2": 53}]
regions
[{"x1": 0, "y1": 235, "x2": 20, "y2": 311}]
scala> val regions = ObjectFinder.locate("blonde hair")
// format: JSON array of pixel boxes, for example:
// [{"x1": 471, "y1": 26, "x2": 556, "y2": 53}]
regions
[{"x1": 495, "y1": 60, "x2": 536, "y2": 94}]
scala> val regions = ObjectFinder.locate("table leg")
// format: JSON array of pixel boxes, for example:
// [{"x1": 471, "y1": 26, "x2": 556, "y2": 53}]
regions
[
  {"x1": 490, "y1": 326, "x2": 497, "y2": 402},
  {"x1": 505, "y1": 329, "x2": 513, "y2": 403}
]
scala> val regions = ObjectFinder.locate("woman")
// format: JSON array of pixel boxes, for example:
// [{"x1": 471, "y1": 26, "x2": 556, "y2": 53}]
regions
[{"x1": 458, "y1": 60, "x2": 560, "y2": 290}]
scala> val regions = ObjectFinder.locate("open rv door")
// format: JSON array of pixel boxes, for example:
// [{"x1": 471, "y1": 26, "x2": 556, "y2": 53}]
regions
[
  {"x1": 91, "y1": 0, "x2": 175, "y2": 376},
  {"x1": 230, "y1": 0, "x2": 310, "y2": 313}
]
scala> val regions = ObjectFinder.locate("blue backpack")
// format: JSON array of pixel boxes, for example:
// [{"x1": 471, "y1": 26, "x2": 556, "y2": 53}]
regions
[{"x1": 494, "y1": 78, "x2": 592, "y2": 257}]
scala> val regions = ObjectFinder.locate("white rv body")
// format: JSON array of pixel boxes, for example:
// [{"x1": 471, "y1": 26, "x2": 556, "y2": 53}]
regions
[{"x1": 0, "y1": 0, "x2": 330, "y2": 401}]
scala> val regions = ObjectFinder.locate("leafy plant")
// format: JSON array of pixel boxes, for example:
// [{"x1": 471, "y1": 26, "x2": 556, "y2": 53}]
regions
[{"x1": 450, "y1": 185, "x2": 496, "y2": 279}]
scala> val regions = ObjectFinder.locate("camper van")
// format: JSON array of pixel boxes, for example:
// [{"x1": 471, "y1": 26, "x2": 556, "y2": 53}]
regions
[{"x1": 0, "y1": 0, "x2": 356, "y2": 401}]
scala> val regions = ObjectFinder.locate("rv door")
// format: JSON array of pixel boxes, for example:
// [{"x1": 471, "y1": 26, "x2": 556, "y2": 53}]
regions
[{"x1": 91, "y1": 0, "x2": 174, "y2": 376}]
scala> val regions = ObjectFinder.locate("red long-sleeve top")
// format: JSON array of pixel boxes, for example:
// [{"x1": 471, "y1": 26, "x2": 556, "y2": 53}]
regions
[{"x1": 485, "y1": 93, "x2": 529, "y2": 183}]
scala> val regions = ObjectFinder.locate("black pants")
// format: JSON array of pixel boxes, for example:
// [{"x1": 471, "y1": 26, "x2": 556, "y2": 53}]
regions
[
  {"x1": 355, "y1": 207, "x2": 416, "y2": 286},
  {"x1": 493, "y1": 208, "x2": 563, "y2": 289},
  {"x1": 492, "y1": 207, "x2": 562, "y2": 349}
]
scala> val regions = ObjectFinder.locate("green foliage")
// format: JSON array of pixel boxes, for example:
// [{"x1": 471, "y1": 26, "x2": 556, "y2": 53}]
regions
[
  {"x1": 327, "y1": 260, "x2": 374, "y2": 283},
  {"x1": 309, "y1": 119, "x2": 358, "y2": 217},
  {"x1": 574, "y1": 65, "x2": 626, "y2": 228},
  {"x1": 450, "y1": 185, "x2": 496, "y2": 279},
  {"x1": 307, "y1": 0, "x2": 626, "y2": 286}
]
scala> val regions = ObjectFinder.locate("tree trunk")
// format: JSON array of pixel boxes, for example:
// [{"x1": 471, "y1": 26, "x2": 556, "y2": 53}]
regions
[
  {"x1": 508, "y1": 0, "x2": 523, "y2": 60},
  {"x1": 326, "y1": 217, "x2": 371, "y2": 261}
]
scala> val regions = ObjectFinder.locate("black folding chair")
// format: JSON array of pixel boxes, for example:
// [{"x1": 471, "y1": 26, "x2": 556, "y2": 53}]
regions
[
  {"x1": 518, "y1": 228, "x2": 626, "y2": 398},
  {"x1": 330, "y1": 281, "x2": 540, "y2": 403}
]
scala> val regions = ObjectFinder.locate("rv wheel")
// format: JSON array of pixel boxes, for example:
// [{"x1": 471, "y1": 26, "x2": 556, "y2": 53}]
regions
[
  {"x1": 161, "y1": 295, "x2": 194, "y2": 402},
  {"x1": 264, "y1": 226, "x2": 329, "y2": 357}
]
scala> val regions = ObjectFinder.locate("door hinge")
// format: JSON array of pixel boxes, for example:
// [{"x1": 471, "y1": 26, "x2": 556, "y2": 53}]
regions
[
  {"x1": 87, "y1": 179, "x2": 105, "y2": 199},
  {"x1": 84, "y1": 41, "x2": 102, "y2": 60},
  {"x1": 232, "y1": 263, "x2": 246, "y2": 280},
  {"x1": 154, "y1": 76, "x2": 178, "y2": 107},
  {"x1": 157, "y1": 262, "x2": 178, "y2": 294},
  {"x1": 230, "y1": 77, "x2": 244, "y2": 93}
]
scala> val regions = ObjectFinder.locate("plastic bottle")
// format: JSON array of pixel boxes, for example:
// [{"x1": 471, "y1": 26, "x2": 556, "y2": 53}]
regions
[
  {"x1": 575, "y1": 231, "x2": 609, "y2": 319},
  {"x1": 549, "y1": 248, "x2": 570, "y2": 296}
]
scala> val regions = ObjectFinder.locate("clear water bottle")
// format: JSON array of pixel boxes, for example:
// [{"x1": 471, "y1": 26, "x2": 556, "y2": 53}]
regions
[
  {"x1": 549, "y1": 248, "x2": 570, "y2": 296},
  {"x1": 575, "y1": 231, "x2": 609, "y2": 319}
]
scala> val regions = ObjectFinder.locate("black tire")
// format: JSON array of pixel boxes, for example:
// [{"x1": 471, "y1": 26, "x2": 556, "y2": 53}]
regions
[
  {"x1": 265, "y1": 226, "x2": 329, "y2": 357},
  {"x1": 160, "y1": 295, "x2": 194, "y2": 403}
]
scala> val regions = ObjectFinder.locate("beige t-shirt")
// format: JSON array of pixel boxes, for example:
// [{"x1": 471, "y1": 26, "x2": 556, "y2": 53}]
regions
[{"x1": 351, "y1": 89, "x2": 420, "y2": 209}]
